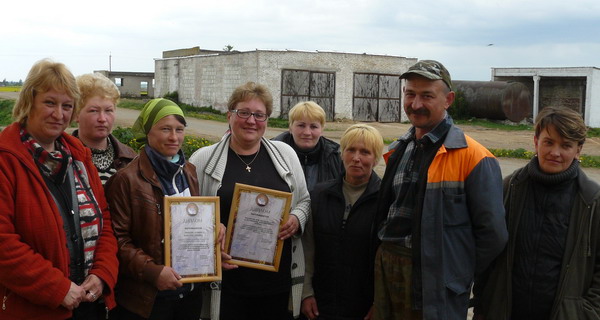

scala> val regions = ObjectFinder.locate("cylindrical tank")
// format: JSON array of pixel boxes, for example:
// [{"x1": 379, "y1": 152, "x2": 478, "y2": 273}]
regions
[{"x1": 453, "y1": 81, "x2": 532, "y2": 122}]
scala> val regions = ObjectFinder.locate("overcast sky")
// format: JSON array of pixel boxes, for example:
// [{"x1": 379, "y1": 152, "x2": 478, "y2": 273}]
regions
[{"x1": 2, "y1": 0, "x2": 599, "y2": 82}]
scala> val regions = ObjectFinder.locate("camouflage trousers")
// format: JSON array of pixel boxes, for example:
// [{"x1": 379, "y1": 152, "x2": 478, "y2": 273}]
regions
[{"x1": 373, "y1": 242, "x2": 423, "y2": 320}]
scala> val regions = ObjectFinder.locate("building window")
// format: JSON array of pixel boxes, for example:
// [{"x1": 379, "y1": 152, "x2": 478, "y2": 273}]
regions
[
  {"x1": 140, "y1": 81, "x2": 149, "y2": 96},
  {"x1": 353, "y1": 73, "x2": 401, "y2": 122},
  {"x1": 114, "y1": 78, "x2": 124, "y2": 87},
  {"x1": 281, "y1": 69, "x2": 335, "y2": 121}
]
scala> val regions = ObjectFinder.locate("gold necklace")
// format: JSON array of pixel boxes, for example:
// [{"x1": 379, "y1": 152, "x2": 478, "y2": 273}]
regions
[{"x1": 233, "y1": 148, "x2": 260, "y2": 172}]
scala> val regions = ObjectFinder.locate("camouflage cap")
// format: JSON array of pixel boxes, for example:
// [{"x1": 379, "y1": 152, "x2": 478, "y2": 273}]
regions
[{"x1": 400, "y1": 60, "x2": 452, "y2": 90}]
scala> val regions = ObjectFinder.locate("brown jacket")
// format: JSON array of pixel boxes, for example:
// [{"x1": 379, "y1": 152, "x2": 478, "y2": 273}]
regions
[
  {"x1": 108, "y1": 133, "x2": 138, "y2": 170},
  {"x1": 105, "y1": 148, "x2": 199, "y2": 318}
]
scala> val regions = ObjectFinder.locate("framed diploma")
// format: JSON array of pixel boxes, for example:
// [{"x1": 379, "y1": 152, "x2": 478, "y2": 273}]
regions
[
  {"x1": 164, "y1": 196, "x2": 221, "y2": 283},
  {"x1": 224, "y1": 183, "x2": 292, "y2": 272}
]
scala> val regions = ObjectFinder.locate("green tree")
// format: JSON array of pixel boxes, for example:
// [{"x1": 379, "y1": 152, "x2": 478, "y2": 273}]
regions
[{"x1": 223, "y1": 44, "x2": 234, "y2": 52}]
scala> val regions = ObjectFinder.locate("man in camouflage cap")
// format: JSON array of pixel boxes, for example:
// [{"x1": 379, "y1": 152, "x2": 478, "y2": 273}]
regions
[{"x1": 373, "y1": 60, "x2": 508, "y2": 319}]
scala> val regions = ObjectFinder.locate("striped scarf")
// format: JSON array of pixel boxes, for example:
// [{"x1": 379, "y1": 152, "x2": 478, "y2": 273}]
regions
[{"x1": 21, "y1": 127, "x2": 102, "y2": 276}]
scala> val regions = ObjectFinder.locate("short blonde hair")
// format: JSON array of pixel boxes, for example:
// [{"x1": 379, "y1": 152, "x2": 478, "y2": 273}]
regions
[
  {"x1": 75, "y1": 73, "x2": 120, "y2": 117},
  {"x1": 288, "y1": 101, "x2": 326, "y2": 127},
  {"x1": 13, "y1": 59, "x2": 79, "y2": 124},
  {"x1": 228, "y1": 82, "x2": 273, "y2": 116},
  {"x1": 340, "y1": 124, "x2": 384, "y2": 163}
]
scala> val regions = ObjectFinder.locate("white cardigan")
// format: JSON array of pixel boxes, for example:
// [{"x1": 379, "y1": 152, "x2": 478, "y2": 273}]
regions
[{"x1": 189, "y1": 135, "x2": 310, "y2": 319}]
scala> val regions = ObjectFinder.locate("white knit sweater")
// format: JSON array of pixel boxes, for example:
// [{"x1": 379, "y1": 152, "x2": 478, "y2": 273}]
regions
[{"x1": 188, "y1": 135, "x2": 310, "y2": 319}]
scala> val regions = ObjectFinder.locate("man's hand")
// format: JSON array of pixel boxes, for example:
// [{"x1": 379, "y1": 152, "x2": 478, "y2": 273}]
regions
[
  {"x1": 301, "y1": 296, "x2": 319, "y2": 320},
  {"x1": 61, "y1": 282, "x2": 86, "y2": 310},
  {"x1": 155, "y1": 266, "x2": 183, "y2": 291}
]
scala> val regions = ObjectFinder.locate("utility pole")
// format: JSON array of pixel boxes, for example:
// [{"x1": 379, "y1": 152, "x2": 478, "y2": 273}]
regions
[{"x1": 109, "y1": 52, "x2": 112, "y2": 72}]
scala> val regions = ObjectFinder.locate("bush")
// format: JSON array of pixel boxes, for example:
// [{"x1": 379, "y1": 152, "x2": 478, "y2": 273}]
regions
[
  {"x1": 449, "y1": 90, "x2": 470, "y2": 120},
  {"x1": 0, "y1": 99, "x2": 15, "y2": 126},
  {"x1": 163, "y1": 91, "x2": 179, "y2": 104}
]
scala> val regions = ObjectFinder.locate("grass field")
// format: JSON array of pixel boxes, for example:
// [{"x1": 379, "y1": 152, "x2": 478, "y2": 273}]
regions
[{"x1": 0, "y1": 86, "x2": 21, "y2": 92}]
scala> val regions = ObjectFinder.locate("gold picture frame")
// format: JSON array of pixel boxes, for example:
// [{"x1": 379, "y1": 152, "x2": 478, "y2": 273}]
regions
[
  {"x1": 164, "y1": 196, "x2": 221, "y2": 283},
  {"x1": 224, "y1": 183, "x2": 292, "y2": 272}
]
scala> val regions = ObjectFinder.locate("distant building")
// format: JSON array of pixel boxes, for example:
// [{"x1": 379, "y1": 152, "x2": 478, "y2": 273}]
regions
[
  {"x1": 154, "y1": 48, "x2": 416, "y2": 122},
  {"x1": 94, "y1": 70, "x2": 155, "y2": 98},
  {"x1": 492, "y1": 67, "x2": 600, "y2": 127}
]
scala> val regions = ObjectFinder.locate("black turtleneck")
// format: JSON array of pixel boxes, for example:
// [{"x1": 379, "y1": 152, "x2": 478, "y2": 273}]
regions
[{"x1": 511, "y1": 157, "x2": 579, "y2": 320}]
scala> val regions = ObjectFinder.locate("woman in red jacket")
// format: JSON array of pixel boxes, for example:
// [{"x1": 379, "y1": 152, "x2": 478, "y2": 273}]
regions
[{"x1": 0, "y1": 59, "x2": 119, "y2": 319}]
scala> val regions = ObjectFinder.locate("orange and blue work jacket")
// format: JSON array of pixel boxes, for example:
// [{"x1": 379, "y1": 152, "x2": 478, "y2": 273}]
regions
[{"x1": 376, "y1": 123, "x2": 508, "y2": 320}]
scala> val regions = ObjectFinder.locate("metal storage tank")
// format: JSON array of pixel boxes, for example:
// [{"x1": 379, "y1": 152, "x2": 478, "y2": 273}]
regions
[{"x1": 453, "y1": 81, "x2": 532, "y2": 122}]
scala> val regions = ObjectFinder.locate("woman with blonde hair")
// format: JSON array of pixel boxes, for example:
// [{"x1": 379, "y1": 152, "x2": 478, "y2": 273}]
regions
[
  {"x1": 0, "y1": 59, "x2": 118, "y2": 319},
  {"x1": 302, "y1": 124, "x2": 383, "y2": 320},
  {"x1": 74, "y1": 73, "x2": 136, "y2": 184},
  {"x1": 273, "y1": 101, "x2": 343, "y2": 191}
]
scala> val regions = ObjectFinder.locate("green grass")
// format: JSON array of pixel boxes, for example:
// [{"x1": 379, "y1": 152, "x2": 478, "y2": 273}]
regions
[
  {"x1": 489, "y1": 148, "x2": 600, "y2": 168},
  {"x1": 0, "y1": 86, "x2": 21, "y2": 92},
  {"x1": 454, "y1": 118, "x2": 533, "y2": 131},
  {"x1": 0, "y1": 99, "x2": 15, "y2": 126}
]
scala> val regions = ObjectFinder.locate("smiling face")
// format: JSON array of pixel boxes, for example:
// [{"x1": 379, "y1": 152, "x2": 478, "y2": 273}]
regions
[
  {"x1": 147, "y1": 115, "x2": 185, "y2": 158},
  {"x1": 534, "y1": 124, "x2": 582, "y2": 174},
  {"x1": 76, "y1": 95, "x2": 116, "y2": 144},
  {"x1": 403, "y1": 76, "x2": 454, "y2": 139},
  {"x1": 228, "y1": 98, "x2": 268, "y2": 152},
  {"x1": 290, "y1": 117, "x2": 323, "y2": 151},
  {"x1": 342, "y1": 140, "x2": 376, "y2": 186},
  {"x1": 26, "y1": 88, "x2": 75, "y2": 150}
]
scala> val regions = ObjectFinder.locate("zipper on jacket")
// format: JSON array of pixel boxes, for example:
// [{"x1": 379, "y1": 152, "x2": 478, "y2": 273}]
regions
[
  {"x1": 2, "y1": 293, "x2": 7, "y2": 311},
  {"x1": 105, "y1": 306, "x2": 109, "y2": 319}
]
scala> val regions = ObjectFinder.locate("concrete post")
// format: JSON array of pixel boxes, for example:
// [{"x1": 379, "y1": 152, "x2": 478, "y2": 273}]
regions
[{"x1": 533, "y1": 75, "x2": 540, "y2": 120}]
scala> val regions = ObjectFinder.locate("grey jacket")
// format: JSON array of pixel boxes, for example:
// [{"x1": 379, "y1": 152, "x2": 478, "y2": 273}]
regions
[
  {"x1": 188, "y1": 135, "x2": 311, "y2": 319},
  {"x1": 474, "y1": 165, "x2": 600, "y2": 320}
]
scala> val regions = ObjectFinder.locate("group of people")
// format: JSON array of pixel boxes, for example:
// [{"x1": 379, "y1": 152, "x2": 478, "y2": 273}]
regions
[{"x1": 0, "y1": 57, "x2": 598, "y2": 320}]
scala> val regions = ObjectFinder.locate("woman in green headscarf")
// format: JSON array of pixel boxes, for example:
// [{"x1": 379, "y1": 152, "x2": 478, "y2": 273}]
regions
[{"x1": 105, "y1": 98, "x2": 223, "y2": 319}]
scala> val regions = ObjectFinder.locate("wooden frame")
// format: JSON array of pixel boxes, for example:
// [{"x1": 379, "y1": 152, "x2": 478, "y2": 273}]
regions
[
  {"x1": 164, "y1": 196, "x2": 221, "y2": 283},
  {"x1": 224, "y1": 183, "x2": 292, "y2": 272}
]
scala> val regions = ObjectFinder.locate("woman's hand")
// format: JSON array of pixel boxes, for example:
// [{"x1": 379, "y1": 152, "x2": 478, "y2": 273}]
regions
[
  {"x1": 301, "y1": 296, "x2": 319, "y2": 320},
  {"x1": 81, "y1": 274, "x2": 104, "y2": 302},
  {"x1": 278, "y1": 215, "x2": 300, "y2": 240},
  {"x1": 217, "y1": 223, "x2": 238, "y2": 270},
  {"x1": 156, "y1": 266, "x2": 183, "y2": 291},
  {"x1": 61, "y1": 282, "x2": 86, "y2": 310}
]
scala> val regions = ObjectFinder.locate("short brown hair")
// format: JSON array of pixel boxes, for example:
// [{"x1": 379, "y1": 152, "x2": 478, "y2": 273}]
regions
[
  {"x1": 227, "y1": 82, "x2": 273, "y2": 116},
  {"x1": 13, "y1": 59, "x2": 79, "y2": 124},
  {"x1": 535, "y1": 106, "x2": 587, "y2": 146},
  {"x1": 75, "y1": 73, "x2": 120, "y2": 117}
]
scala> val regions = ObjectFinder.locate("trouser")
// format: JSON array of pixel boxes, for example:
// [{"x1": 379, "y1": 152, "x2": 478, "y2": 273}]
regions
[
  {"x1": 111, "y1": 286, "x2": 202, "y2": 320},
  {"x1": 373, "y1": 242, "x2": 423, "y2": 320},
  {"x1": 219, "y1": 289, "x2": 293, "y2": 320}
]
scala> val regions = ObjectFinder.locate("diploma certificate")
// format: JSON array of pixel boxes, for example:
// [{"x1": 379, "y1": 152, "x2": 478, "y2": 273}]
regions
[
  {"x1": 225, "y1": 184, "x2": 292, "y2": 272},
  {"x1": 164, "y1": 197, "x2": 221, "y2": 282}
]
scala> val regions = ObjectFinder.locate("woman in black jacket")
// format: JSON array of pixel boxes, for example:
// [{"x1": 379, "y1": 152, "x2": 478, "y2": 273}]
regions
[
  {"x1": 301, "y1": 124, "x2": 384, "y2": 320},
  {"x1": 273, "y1": 101, "x2": 343, "y2": 191},
  {"x1": 474, "y1": 106, "x2": 600, "y2": 320}
]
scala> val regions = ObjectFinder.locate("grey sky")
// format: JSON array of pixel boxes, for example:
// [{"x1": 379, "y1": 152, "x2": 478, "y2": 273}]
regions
[{"x1": 2, "y1": 0, "x2": 599, "y2": 82}]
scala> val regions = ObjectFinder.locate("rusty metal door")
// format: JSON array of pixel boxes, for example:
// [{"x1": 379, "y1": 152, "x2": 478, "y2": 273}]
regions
[
  {"x1": 281, "y1": 69, "x2": 335, "y2": 121},
  {"x1": 353, "y1": 73, "x2": 401, "y2": 122}
]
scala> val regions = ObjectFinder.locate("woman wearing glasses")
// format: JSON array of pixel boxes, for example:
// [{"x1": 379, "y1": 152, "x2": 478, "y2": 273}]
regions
[{"x1": 189, "y1": 82, "x2": 310, "y2": 320}]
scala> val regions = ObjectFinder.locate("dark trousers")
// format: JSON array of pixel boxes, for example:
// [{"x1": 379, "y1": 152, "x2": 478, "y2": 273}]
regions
[
  {"x1": 220, "y1": 290, "x2": 293, "y2": 320},
  {"x1": 69, "y1": 301, "x2": 107, "y2": 320},
  {"x1": 111, "y1": 286, "x2": 202, "y2": 320}
]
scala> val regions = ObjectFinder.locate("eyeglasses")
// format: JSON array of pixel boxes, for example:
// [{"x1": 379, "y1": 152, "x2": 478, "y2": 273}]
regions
[{"x1": 230, "y1": 109, "x2": 269, "y2": 122}]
